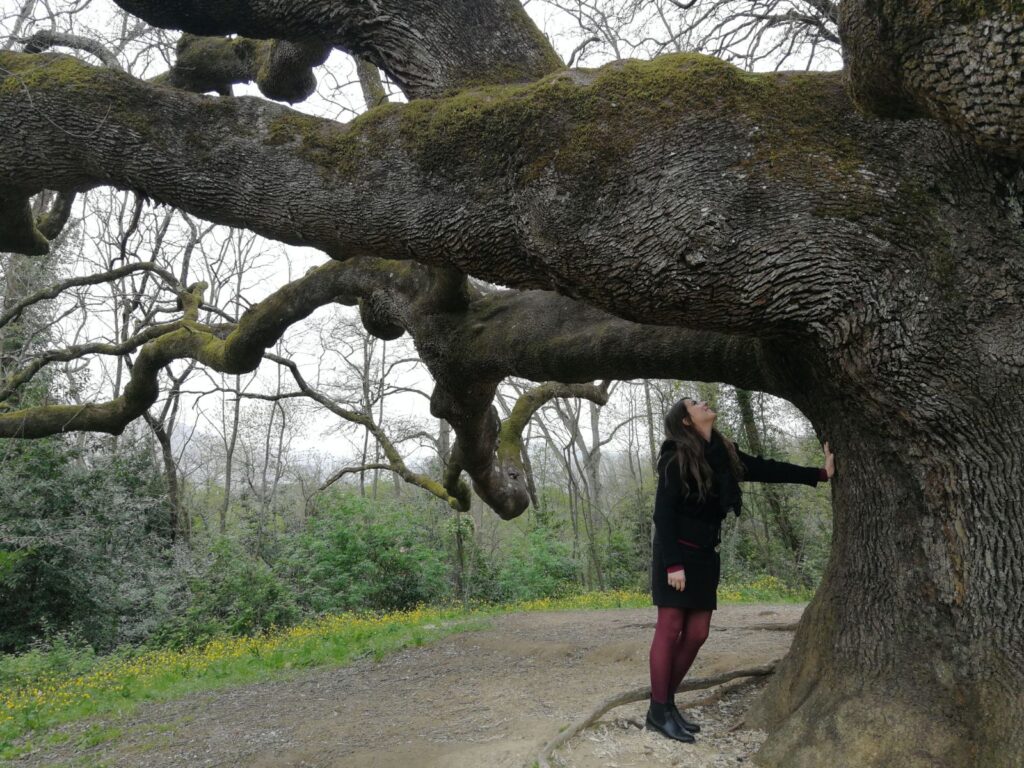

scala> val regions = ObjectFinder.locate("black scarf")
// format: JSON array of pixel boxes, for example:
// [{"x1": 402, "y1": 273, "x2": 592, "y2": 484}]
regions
[{"x1": 659, "y1": 433, "x2": 743, "y2": 521}]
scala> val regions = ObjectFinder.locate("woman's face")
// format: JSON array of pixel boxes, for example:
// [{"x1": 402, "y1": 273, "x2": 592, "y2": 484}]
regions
[{"x1": 682, "y1": 398, "x2": 716, "y2": 428}]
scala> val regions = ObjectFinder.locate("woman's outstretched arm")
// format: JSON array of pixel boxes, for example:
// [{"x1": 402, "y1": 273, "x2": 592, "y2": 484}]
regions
[{"x1": 737, "y1": 441, "x2": 834, "y2": 485}]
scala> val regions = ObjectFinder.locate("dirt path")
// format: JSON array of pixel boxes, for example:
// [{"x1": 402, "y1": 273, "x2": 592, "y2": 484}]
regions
[{"x1": 9, "y1": 604, "x2": 805, "y2": 768}]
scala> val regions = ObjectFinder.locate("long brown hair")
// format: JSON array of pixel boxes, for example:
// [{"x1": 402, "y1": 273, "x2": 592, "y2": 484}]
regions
[{"x1": 662, "y1": 397, "x2": 745, "y2": 499}]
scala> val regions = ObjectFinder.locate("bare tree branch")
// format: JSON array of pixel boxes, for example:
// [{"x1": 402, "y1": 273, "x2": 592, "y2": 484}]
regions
[
  {"x1": 0, "y1": 262, "x2": 181, "y2": 331},
  {"x1": 20, "y1": 29, "x2": 122, "y2": 69},
  {"x1": 265, "y1": 352, "x2": 468, "y2": 509}
]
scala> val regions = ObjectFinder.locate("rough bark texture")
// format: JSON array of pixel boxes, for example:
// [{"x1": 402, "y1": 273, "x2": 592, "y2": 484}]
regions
[
  {"x1": 4, "y1": 51, "x2": 996, "y2": 333},
  {"x1": 152, "y1": 34, "x2": 331, "y2": 102},
  {"x1": 2, "y1": 1, "x2": 1024, "y2": 764},
  {"x1": 742, "y1": 398, "x2": 1024, "y2": 766},
  {"x1": 110, "y1": 0, "x2": 564, "y2": 97},
  {"x1": 840, "y1": 0, "x2": 1024, "y2": 158}
]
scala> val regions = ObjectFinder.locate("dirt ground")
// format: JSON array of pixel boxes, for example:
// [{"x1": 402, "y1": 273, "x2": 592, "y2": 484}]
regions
[{"x1": 8, "y1": 603, "x2": 805, "y2": 768}]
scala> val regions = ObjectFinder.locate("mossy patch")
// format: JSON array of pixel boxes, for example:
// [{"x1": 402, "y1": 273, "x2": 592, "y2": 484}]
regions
[
  {"x1": 0, "y1": 51, "x2": 100, "y2": 94},
  {"x1": 0, "y1": 51, "x2": 166, "y2": 143},
  {"x1": 394, "y1": 55, "x2": 862, "y2": 187},
  {"x1": 266, "y1": 53, "x2": 863, "y2": 191}
]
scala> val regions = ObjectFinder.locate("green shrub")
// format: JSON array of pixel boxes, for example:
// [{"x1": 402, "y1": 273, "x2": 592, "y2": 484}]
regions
[
  {"x1": 0, "y1": 438, "x2": 174, "y2": 653},
  {"x1": 153, "y1": 539, "x2": 299, "y2": 647},
  {"x1": 0, "y1": 629, "x2": 97, "y2": 690},
  {"x1": 278, "y1": 495, "x2": 452, "y2": 613},
  {"x1": 493, "y1": 527, "x2": 579, "y2": 602}
]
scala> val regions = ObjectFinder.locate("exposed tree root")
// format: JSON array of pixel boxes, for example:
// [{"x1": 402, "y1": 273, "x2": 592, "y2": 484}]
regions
[
  {"x1": 619, "y1": 621, "x2": 799, "y2": 632},
  {"x1": 535, "y1": 661, "x2": 778, "y2": 768}
]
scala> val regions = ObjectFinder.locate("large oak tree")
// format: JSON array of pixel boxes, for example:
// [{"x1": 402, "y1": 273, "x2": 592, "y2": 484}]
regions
[{"x1": 1, "y1": 1, "x2": 1022, "y2": 765}]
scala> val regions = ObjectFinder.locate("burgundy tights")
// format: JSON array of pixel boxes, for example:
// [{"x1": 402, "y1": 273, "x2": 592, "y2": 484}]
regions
[{"x1": 648, "y1": 606, "x2": 713, "y2": 703}]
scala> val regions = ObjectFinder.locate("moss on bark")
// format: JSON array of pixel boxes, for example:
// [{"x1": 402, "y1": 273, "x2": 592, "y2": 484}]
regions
[{"x1": 265, "y1": 53, "x2": 864, "y2": 192}]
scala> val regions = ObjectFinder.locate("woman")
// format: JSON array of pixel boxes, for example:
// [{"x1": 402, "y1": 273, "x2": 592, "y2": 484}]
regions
[{"x1": 646, "y1": 396, "x2": 835, "y2": 742}]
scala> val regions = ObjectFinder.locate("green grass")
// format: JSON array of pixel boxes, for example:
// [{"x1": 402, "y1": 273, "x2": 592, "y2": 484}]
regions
[
  {"x1": 75, "y1": 726, "x2": 121, "y2": 749},
  {"x1": 718, "y1": 575, "x2": 814, "y2": 603},
  {"x1": 0, "y1": 583, "x2": 808, "y2": 761}
]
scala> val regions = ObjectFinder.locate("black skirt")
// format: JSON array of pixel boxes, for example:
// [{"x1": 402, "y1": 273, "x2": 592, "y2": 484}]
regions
[{"x1": 651, "y1": 536, "x2": 721, "y2": 610}]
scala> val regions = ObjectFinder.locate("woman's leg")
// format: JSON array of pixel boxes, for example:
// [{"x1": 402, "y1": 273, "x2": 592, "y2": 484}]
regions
[
  {"x1": 649, "y1": 606, "x2": 685, "y2": 703},
  {"x1": 669, "y1": 608, "x2": 713, "y2": 693}
]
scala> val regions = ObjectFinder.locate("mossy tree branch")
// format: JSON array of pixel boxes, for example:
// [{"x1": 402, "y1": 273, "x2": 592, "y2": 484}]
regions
[
  {"x1": 0, "y1": 259, "x2": 353, "y2": 436},
  {"x1": 443, "y1": 380, "x2": 610, "y2": 520},
  {"x1": 0, "y1": 48, "x2": 961, "y2": 336},
  {"x1": 0, "y1": 253, "x2": 779, "y2": 518}
]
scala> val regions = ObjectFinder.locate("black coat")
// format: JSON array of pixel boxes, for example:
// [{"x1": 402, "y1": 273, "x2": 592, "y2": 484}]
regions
[{"x1": 650, "y1": 433, "x2": 823, "y2": 609}]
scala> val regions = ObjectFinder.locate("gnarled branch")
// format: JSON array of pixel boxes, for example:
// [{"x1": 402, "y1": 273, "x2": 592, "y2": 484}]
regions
[
  {"x1": 151, "y1": 34, "x2": 331, "y2": 102},
  {"x1": 110, "y1": 0, "x2": 563, "y2": 98},
  {"x1": 0, "y1": 258, "x2": 351, "y2": 436},
  {"x1": 0, "y1": 252, "x2": 784, "y2": 519}
]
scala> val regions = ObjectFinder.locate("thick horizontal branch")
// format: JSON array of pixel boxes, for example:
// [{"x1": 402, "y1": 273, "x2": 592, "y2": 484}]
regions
[
  {"x1": 332, "y1": 258, "x2": 785, "y2": 520},
  {"x1": 0, "y1": 252, "x2": 787, "y2": 520},
  {"x1": 111, "y1": 0, "x2": 563, "y2": 98},
  {"x1": 0, "y1": 49, "x2": 971, "y2": 336}
]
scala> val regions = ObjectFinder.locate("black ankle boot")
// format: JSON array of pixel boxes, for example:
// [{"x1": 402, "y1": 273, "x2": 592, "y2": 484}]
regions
[
  {"x1": 667, "y1": 695, "x2": 701, "y2": 733},
  {"x1": 645, "y1": 700, "x2": 696, "y2": 743}
]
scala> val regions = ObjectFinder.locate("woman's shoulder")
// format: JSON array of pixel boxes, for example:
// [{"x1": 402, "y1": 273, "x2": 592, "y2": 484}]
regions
[{"x1": 657, "y1": 441, "x2": 678, "y2": 471}]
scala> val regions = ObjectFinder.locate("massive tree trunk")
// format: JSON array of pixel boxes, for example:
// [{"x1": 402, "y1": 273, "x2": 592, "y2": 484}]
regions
[
  {"x1": 747, "y1": 407, "x2": 1024, "y2": 767},
  {"x1": 1, "y1": 1, "x2": 1023, "y2": 764}
]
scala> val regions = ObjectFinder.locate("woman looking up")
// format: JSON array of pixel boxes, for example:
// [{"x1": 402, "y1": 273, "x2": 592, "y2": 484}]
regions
[{"x1": 646, "y1": 396, "x2": 835, "y2": 742}]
